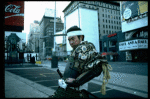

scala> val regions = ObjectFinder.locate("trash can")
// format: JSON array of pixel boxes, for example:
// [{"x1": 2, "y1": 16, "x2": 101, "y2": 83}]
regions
[{"x1": 51, "y1": 56, "x2": 58, "y2": 68}]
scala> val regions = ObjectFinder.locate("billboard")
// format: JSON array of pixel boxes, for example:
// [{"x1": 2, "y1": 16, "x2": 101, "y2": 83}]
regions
[
  {"x1": 120, "y1": 1, "x2": 148, "y2": 32},
  {"x1": 5, "y1": 1, "x2": 24, "y2": 27}
]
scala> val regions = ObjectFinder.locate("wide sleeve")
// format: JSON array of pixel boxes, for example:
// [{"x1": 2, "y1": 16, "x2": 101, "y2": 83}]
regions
[{"x1": 75, "y1": 42, "x2": 100, "y2": 71}]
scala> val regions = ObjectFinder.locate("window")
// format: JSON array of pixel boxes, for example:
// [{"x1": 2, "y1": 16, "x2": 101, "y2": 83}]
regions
[
  {"x1": 102, "y1": 14, "x2": 104, "y2": 17},
  {"x1": 111, "y1": 20, "x2": 113, "y2": 24},
  {"x1": 105, "y1": 14, "x2": 107, "y2": 18},
  {"x1": 116, "y1": 16, "x2": 118, "y2": 19},
  {"x1": 103, "y1": 19, "x2": 105, "y2": 22},
  {"x1": 103, "y1": 30, "x2": 105, "y2": 34},
  {"x1": 114, "y1": 11, "x2": 116, "y2": 14},
  {"x1": 109, "y1": 31, "x2": 111, "y2": 34},
  {"x1": 108, "y1": 15, "x2": 110, "y2": 18},
  {"x1": 111, "y1": 15, "x2": 113, "y2": 19},
  {"x1": 109, "y1": 41, "x2": 116, "y2": 47},
  {"x1": 104, "y1": 42, "x2": 106, "y2": 47},
  {"x1": 103, "y1": 25, "x2": 105, "y2": 28},
  {"x1": 102, "y1": 8, "x2": 104, "y2": 12}
]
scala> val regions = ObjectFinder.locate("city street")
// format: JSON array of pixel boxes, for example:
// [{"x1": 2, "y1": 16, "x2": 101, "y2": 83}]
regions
[{"x1": 5, "y1": 61, "x2": 148, "y2": 98}]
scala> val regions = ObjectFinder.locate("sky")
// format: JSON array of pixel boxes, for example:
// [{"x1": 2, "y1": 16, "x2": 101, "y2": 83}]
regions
[{"x1": 23, "y1": 1, "x2": 70, "y2": 43}]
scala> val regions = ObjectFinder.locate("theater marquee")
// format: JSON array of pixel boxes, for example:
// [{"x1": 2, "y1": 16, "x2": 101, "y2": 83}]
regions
[{"x1": 119, "y1": 39, "x2": 148, "y2": 51}]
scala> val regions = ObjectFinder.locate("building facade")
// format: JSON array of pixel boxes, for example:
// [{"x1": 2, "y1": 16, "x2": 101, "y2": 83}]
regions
[
  {"x1": 28, "y1": 21, "x2": 40, "y2": 53},
  {"x1": 101, "y1": 31, "x2": 126, "y2": 61},
  {"x1": 39, "y1": 15, "x2": 64, "y2": 60},
  {"x1": 119, "y1": 1, "x2": 148, "y2": 62},
  {"x1": 63, "y1": 1, "x2": 121, "y2": 53}
]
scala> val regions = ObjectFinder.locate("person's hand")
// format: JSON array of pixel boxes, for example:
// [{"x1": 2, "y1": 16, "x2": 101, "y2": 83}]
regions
[{"x1": 65, "y1": 78, "x2": 76, "y2": 83}]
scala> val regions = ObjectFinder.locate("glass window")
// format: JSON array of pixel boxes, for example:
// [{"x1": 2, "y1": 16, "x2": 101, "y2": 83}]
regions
[
  {"x1": 103, "y1": 30, "x2": 105, "y2": 34},
  {"x1": 103, "y1": 25, "x2": 105, "y2": 28},
  {"x1": 104, "y1": 42, "x2": 106, "y2": 47}
]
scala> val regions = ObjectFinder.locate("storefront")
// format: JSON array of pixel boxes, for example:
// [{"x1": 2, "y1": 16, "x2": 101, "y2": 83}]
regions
[
  {"x1": 101, "y1": 31, "x2": 126, "y2": 62},
  {"x1": 119, "y1": 27, "x2": 148, "y2": 62}
]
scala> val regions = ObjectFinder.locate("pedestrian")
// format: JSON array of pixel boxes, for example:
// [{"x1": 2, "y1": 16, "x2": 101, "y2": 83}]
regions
[{"x1": 49, "y1": 26, "x2": 112, "y2": 98}]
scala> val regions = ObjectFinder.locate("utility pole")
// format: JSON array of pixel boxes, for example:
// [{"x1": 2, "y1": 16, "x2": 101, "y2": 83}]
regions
[{"x1": 53, "y1": 1, "x2": 56, "y2": 53}]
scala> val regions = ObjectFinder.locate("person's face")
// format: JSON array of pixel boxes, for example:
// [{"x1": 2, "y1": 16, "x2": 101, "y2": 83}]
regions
[{"x1": 68, "y1": 36, "x2": 82, "y2": 49}]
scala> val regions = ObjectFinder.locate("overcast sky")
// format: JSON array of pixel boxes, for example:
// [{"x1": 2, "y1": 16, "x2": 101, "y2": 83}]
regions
[{"x1": 23, "y1": 1, "x2": 70, "y2": 43}]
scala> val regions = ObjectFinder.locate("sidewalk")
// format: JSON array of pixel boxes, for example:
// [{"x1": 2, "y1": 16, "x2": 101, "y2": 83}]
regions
[
  {"x1": 5, "y1": 61, "x2": 148, "y2": 98},
  {"x1": 5, "y1": 70, "x2": 55, "y2": 98}
]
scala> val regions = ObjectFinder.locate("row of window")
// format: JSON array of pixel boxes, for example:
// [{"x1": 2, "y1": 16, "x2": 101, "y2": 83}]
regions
[
  {"x1": 81, "y1": 1, "x2": 120, "y2": 10},
  {"x1": 102, "y1": 14, "x2": 120, "y2": 20},
  {"x1": 102, "y1": 25, "x2": 121, "y2": 30},
  {"x1": 102, "y1": 30, "x2": 120, "y2": 35},
  {"x1": 102, "y1": 19, "x2": 121, "y2": 25},
  {"x1": 102, "y1": 8, "x2": 120, "y2": 15}
]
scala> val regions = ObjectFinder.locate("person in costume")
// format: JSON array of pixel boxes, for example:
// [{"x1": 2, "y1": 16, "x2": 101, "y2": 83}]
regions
[{"x1": 49, "y1": 26, "x2": 112, "y2": 98}]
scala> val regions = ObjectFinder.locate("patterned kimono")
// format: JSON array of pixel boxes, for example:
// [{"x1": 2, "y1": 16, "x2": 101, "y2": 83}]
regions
[{"x1": 51, "y1": 41, "x2": 112, "y2": 98}]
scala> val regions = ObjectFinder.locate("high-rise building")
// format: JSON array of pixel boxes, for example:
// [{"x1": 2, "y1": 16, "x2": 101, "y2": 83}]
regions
[
  {"x1": 63, "y1": 1, "x2": 121, "y2": 53},
  {"x1": 39, "y1": 15, "x2": 64, "y2": 60},
  {"x1": 28, "y1": 20, "x2": 40, "y2": 53}
]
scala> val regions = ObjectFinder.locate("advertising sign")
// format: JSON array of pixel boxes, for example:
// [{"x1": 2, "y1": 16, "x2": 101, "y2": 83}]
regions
[
  {"x1": 119, "y1": 39, "x2": 148, "y2": 51},
  {"x1": 5, "y1": 1, "x2": 24, "y2": 27},
  {"x1": 121, "y1": 1, "x2": 148, "y2": 22},
  {"x1": 120, "y1": 1, "x2": 148, "y2": 32}
]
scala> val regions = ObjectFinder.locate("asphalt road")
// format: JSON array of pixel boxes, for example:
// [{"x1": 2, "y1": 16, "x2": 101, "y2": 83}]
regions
[{"x1": 5, "y1": 62, "x2": 146, "y2": 98}]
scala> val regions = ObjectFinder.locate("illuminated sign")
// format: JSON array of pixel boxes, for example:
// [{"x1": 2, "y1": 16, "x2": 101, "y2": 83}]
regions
[
  {"x1": 107, "y1": 33, "x2": 117, "y2": 38},
  {"x1": 119, "y1": 39, "x2": 148, "y2": 51},
  {"x1": 5, "y1": 1, "x2": 24, "y2": 27}
]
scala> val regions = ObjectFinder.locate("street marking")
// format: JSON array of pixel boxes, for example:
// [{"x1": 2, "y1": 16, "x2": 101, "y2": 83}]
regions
[
  {"x1": 40, "y1": 73, "x2": 46, "y2": 77},
  {"x1": 39, "y1": 73, "x2": 55, "y2": 77}
]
